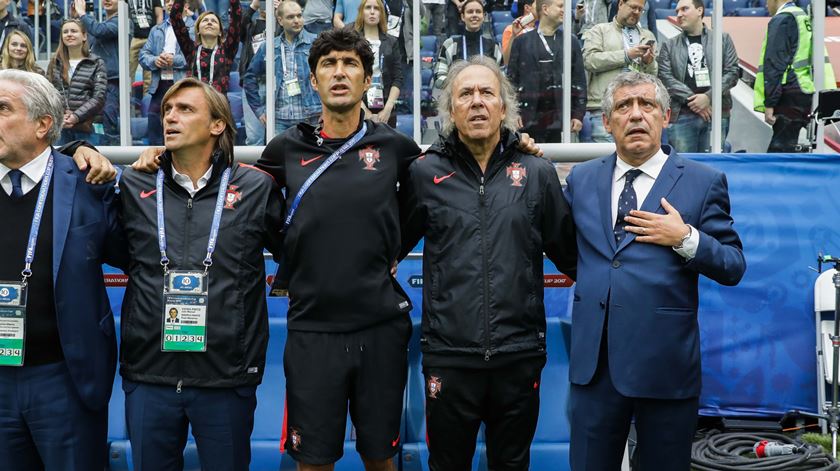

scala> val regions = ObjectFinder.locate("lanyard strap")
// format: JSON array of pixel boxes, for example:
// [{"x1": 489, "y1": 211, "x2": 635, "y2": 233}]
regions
[
  {"x1": 196, "y1": 45, "x2": 218, "y2": 83},
  {"x1": 156, "y1": 165, "x2": 231, "y2": 273},
  {"x1": 621, "y1": 26, "x2": 639, "y2": 52},
  {"x1": 462, "y1": 35, "x2": 483, "y2": 61},
  {"x1": 284, "y1": 123, "x2": 367, "y2": 230},
  {"x1": 20, "y1": 155, "x2": 54, "y2": 284},
  {"x1": 280, "y1": 40, "x2": 297, "y2": 80},
  {"x1": 538, "y1": 32, "x2": 555, "y2": 57},
  {"x1": 383, "y1": 0, "x2": 403, "y2": 17}
]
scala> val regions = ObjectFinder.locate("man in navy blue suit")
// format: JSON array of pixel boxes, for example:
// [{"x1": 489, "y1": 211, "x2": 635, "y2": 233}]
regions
[
  {"x1": 564, "y1": 71, "x2": 745, "y2": 471},
  {"x1": 0, "y1": 69, "x2": 126, "y2": 471}
]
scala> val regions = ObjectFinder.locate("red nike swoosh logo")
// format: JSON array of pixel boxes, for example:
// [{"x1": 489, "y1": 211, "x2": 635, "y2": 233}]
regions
[
  {"x1": 301, "y1": 155, "x2": 323, "y2": 166},
  {"x1": 433, "y1": 172, "x2": 455, "y2": 184},
  {"x1": 140, "y1": 189, "x2": 157, "y2": 199},
  {"x1": 391, "y1": 434, "x2": 400, "y2": 447}
]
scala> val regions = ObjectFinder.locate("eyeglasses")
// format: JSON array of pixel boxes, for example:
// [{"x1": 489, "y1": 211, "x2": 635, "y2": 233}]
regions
[{"x1": 622, "y1": 4, "x2": 644, "y2": 12}]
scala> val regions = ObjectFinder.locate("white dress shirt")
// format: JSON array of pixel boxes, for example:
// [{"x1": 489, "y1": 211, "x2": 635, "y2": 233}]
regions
[
  {"x1": 0, "y1": 147, "x2": 52, "y2": 196},
  {"x1": 171, "y1": 163, "x2": 212, "y2": 197},
  {"x1": 611, "y1": 148, "x2": 699, "y2": 259}
]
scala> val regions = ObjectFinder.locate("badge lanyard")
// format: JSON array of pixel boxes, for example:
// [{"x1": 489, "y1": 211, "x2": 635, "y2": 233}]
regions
[
  {"x1": 538, "y1": 32, "x2": 555, "y2": 58},
  {"x1": 0, "y1": 155, "x2": 54, "y2": 367},
  {"x1": 156, "y1": 165, "x2": 231, "y2": 274},
  {"x1": 462, "y1": 35, "x2": 483, "y2": 61},
  {"x1": 279, "y1": 40, "x2": 297, "y2": 81},
  {"x1": 284, "y1": 123, "x2": 367, "y2": 231},
  {"x1": 621, "y1": 26, "x2": 640, "y2": 52},
  {"x1": 195, "y1": 45, "x2": 218, "y2": 83}
]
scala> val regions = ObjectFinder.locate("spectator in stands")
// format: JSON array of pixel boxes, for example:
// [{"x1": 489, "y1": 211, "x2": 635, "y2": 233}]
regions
[
  {"x1": 304, "y1": 0, "x2": 335, "y2": 35},
  {"x1": 755, "y1": 0, "x2": 836, "y2": 152},
  {"x1": 423, "y1": 0, "x2": 448, "y2": 44},
  {"x1": 242, "y1": 0, "x2": 321, "y2": 134},
  {"x1": 140, "y1": 0, "x2": 195, "y2": 145},
  {"x1": 0, "y1": 68, "x2": 125, "y2": 471},
  {"x1": 118, "y1": 77, "x2": 282, "y2": 471},
  {"x1": 240, "y1": 0, "x2": 281, "y2": 145},
  {"x1": 0, "y1": 0, "x2": 34, "y2": 63},
  {"x1": 356, "y1": 0, "x2": 403, "y2": 126},
  {"x1": 579, "y1": 0, "x2": 612, "y2": 36},
  {"x1": 508, "y1": 0, "x2": 587, "y2": 142},
  {"x1": 48, "y1": 18, "x2": 108, "y2": 145},
  {"x1": 607, "y1": 0, "x2": 656, "y2": 40},
  {"x1": 334, "y1": 0, "x2": 363, "y2": 27},
  {"x1": 244, "y1": 1, "x2": 320, "y2": 134},
  {"x1": 565, "y1": 70, "x2": 745, "y2": 471},
  {"x1": 0, "y1": 30, "x2": 43, "y2": 74},
  {"x1": 582, "y1": 0, "x2": 656, "y2": 142},
  {"x1": 171, "y1": 0, "x2": 241, "y2": 94},
  {"x1": 501, "y1": 0, "x2": 537, "y2": 65},
  {"x1": 399, "y1": 54, "x2": 577, "y2": 471},
  {"x1": 434, "y1": 0, "x2": 502, "y2": 89},
  {"x1": 73, "y1": 0, "x2": 119, "y2": 145},
  {"x1": 658, "y1": 0, "x2": 739, "y2": 152},
  {"x1": 256, "y1": 27, "x2": 421, "y2": 471},
  {"x1": 128, "y1": 0, "x2": 164, "y2": 95}
]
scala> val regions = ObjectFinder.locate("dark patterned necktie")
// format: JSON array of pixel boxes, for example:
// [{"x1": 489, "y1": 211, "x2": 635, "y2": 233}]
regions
[
  {"x1": 614, "y1": 169, "x2": 643, "y2": 244},
  {"x1": 8, "y1": 169, "x2": 23, "y2": 199}
]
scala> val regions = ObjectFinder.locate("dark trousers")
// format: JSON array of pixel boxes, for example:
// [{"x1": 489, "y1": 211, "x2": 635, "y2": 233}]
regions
[
  {"x1": 103, "y1": 79, "x2": 120, "y2": 145},
  {"x1": 569, "y1": 340, "x2": 698, "y2": 471},
  {"x1": 424, "y1": 356, "x2": 545, "y2": 471},
  {"x1": 123, "y1": 379, "x2": 257, "y2": 471},
  {"x1": 767, "y1": 90, "x2": 812, "y2": 153},
  {"x1": 147, "y1": 80, "x2": 174, "y2": 146},
  {"x1": 0, "y1": 361, "x2": 108, "y2": 471}
]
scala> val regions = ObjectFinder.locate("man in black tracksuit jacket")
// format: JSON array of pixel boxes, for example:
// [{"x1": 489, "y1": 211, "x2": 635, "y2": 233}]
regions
[
  {"x1": 118, "y1": 78, "x2": 283, "y2": 470},
  {"x1": 399, "y1": 55, "x2": 577, "y2": 471}
]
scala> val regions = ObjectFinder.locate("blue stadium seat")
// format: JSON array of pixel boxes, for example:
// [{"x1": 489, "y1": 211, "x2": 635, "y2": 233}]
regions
[
  {"x1": 491, "y1": 10, "x2": 513, "y2": 25},
  {"x1": 649, "y1": 0, "x2": 672, "y2": 11},
  {"x1": 396, "y1": 114, "x2": 413, "y2": 137},
  {"x1": 753, "y1": 0, "x2": 766, "y2": 7},
  {"x1": 130, "y1": 118, "x2": 148, "y2": 146},
  {"x1": 229, "y1": 71, "x2": 242, "y2": 94},
  {"x1": 655, "y1": 7, "x2": 675, "y2": 18},
  {"x1": 722, "y1": 0, "x2": 750, "y2": 15},
  {"x1": 736, "y1": 6, "x2": 768, "y2": 14},
  {"x1": 421, "y1": 35, "x2": 438, "y2": 55},
  {"x1": 228, "y1": 92, "x2": 244, "y2": 126},
  {"x1": 493, "y1": 21, "x2": 508, "y2": 37},
  {"x1": 495, "y1": 32, "x2": 503, "y2": 45}
]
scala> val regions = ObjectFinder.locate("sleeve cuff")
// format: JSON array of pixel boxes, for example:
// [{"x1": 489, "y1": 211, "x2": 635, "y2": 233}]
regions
[{"x1": 673, "y1": 224, "x2": 699, "y2": 260}]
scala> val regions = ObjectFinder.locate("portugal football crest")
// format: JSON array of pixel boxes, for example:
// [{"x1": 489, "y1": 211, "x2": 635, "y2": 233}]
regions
[
  {"x1": 224, "y1": 185, "x2": 241, "y2": 209},
  {"x1": 427, "y1": 376, "x2": 443, "y2": 399},
  {"x1": 289, "y1": 428, "x2": 302, "y2": 452},
  {"x1": 359, "y1": 146, "x2": 380, "y2": 171},
  {"x1": 506, "y1": 162, "x2": 527, "y2": 187}
]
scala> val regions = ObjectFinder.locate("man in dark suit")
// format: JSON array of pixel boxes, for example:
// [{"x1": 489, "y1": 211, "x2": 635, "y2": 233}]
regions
[
  {"x1": 0, "y1": 69, "x2": 126, "y2": 471},
  {"x1": 564, "y1": 70, "x2": 745, "y2": 470}
]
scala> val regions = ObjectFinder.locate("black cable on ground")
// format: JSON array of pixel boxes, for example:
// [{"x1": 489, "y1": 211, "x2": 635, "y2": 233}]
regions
[{"x1": 691, "y1": 430, "x2": 840, "y2": 471}]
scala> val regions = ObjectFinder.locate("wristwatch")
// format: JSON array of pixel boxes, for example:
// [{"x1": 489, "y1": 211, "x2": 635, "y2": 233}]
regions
[{"x1": 673, "y1": 225, "x2": 692, "y2": 250}]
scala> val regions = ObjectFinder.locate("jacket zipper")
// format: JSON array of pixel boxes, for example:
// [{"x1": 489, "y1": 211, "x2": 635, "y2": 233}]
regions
[
  {"x1": 478, "y1": 176, "x2": 491, "y2": 362},
  {"x1": 177, "y1": 197, "x2": 193, "y2": 394}
]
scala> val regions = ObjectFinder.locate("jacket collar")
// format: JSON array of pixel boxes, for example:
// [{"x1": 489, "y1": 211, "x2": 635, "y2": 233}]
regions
[
  {"x1": 430, "y1": 128, "x2": 520, "y2": 174},
  {"x1": 159, "y1": 148, "x2": 231, "y2": 190},
  {"x1": 299, "y1": 109, "x2": 365, "y2": 146}
]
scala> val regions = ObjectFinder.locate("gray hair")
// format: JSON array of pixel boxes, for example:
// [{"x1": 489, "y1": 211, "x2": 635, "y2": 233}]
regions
[
  {"x1": 0, "y1": 69, "x2": 64, "y2": 144},
  {"x1": 437, "y1": 55, "x2": 521, "y2": 136},
  {"x1": 601, "y1": 71, "x2": 670, "y2": 119}
]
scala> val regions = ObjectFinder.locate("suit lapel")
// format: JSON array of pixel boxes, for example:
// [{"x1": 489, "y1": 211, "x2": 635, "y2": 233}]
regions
[
  {"x1": 616, "y1": 149, "x2": 685, "y2": 253},
  {"x1": 52, "y1": 151, "x2": 75, "y2": 284},
  {"x1": 597, "y1": 154, "x2": 618, "y2": 253}
]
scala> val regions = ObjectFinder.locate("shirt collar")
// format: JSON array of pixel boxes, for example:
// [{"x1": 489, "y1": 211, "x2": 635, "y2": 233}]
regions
[
  {"x1": 614, "y1": 147, "x2": 668, "y2": 182},
  {"x1": 171, "y1": 162, "x2": 213, "y2": 196},
  {"x1": 0, "y1": 146, "x2": 52, "y2": 185}
]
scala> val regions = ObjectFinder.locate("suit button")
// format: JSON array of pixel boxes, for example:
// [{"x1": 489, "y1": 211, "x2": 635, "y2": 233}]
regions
[
  {"x1": 612, "y1": 261, "x2": 621, "y2": 268},
  {"x1": 599, "y1": 301, "x2": 606, "y2": 309}
]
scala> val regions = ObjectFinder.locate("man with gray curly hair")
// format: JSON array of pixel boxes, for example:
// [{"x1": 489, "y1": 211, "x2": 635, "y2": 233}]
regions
[
  {"x1": 0, "y1": 69, "x2": 127, "y2": 470},
  {"x1": 565, "y1": 71, "x2": 745, "y2": 470},
  {"x1": 399, "y1": 55, "x2": 577, "y2": 471}
]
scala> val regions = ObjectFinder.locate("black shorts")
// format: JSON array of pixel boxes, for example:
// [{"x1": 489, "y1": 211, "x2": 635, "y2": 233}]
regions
[
  {"x1": 282, "y1": 315, "x2": 412, "y2": 465},
  {"x1": 424, "y1": 356, "x2": 547, "y2": 471}
]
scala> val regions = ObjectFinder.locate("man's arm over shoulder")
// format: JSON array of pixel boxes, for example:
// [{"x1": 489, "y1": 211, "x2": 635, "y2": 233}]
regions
[
  {"x1": 685, "y1": 169, "x2": 746, "y2": 286},
  {"x1": 539, "y1": 158, "x2": 577, "y2": 280},
  {"x1": 98, "y1": 181, "x2": 129, "y2": 270}
]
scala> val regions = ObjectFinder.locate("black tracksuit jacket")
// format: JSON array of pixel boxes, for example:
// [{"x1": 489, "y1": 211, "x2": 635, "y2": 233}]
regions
[
  {"x1": 400, "y1": 131, "x2": 577, "y2": 368},
  {"x1": 257, "y1": 116, "x2": 422, "y2": 332}
]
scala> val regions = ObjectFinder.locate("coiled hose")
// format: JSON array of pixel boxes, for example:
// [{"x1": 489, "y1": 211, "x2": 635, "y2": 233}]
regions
[{"x1": 691, "y1": 430, "x2": 840, "y2": 471}]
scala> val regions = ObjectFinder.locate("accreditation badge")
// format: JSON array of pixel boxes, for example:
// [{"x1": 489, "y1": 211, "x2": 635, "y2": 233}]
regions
[
  {"x1": 285, "y1": 79, "x2": 302, "y2": 97},
  {"x1": 368, "y1": 82, "x2": 385, "y2": 109},
  {"x1": 0, "y1": 281, "x2": 26, "y2": 366},
  {"x1": 161, "y1": 271, "x2": 208, "y2": 352},
  {"x1": 137, "y1": 16, "x2": 150, "y2": 29},
  {"x1": 387, "y1": 14, "x2": 401, "y2": 37},
  {"x1": 695, "y1": 68, "x2": 711, "y2": 88}
]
